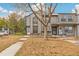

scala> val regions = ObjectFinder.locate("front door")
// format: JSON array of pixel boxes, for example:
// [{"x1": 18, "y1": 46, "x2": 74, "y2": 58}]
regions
[{"x1": 52, "y1": 27, "x2": 57, "y2": 35}]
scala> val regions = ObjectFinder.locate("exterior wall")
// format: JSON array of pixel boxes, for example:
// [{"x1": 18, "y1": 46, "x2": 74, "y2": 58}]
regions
[
  {"x1": 25, "y1": 16, "x2": 31, "y2": 34},
  {"x1": 51, "y1": 15, "x2": 59, "y2": 24},
  {"x1": 30, "y1": 15, "x2": 33, "y2": 34},
  {"x1": 25, "y1": 13, "x2": 78, "y2": 36},
  {"x1": 74, "y1": 26, "x2": 77, "y2": 36},
  {"x1": 77, "y1": 25, "x2": 79, "y2": 36},
  {"x1": 38, "y1": 20, "x2": 41, "y2": 34},
  {"x1": 50, "y1": 15, "x2": 59, "y2": 35},
  {"x1": 32, "y1": 15, "x2": 38, "y2": 34},
  {"x1": 48, "y1": 24, "x2": 52, "y2": 35},
  {"x1": 58, "y1": 13, "x2": 77, "y2": 36},
  {"x1": 58, "y1": 25, "x2": 75, "y2": 36},
  {"x1": 77, "y1": 15, "x2": 79, "y2": 36}
]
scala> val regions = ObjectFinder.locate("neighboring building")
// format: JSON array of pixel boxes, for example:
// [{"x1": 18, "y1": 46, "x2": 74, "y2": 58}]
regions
[{"x1": 25, "y1": 13, "x2": 79, "y2": 36}]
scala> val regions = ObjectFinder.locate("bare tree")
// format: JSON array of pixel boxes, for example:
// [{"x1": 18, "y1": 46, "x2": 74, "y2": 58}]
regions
[
  {"x1": 14, "y1": 3, "x2": 58, "y2": 39},
  {"x1": 28, "y1": 3, "x2": 57, "y2": 39}
]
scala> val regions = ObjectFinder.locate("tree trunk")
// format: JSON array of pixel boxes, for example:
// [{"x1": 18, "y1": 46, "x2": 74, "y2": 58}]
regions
[{"x1": 44, "y1": 26, "x2": 48, "y2": 39}]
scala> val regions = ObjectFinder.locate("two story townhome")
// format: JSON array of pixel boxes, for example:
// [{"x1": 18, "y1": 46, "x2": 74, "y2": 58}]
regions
[{"x1": 25, "y1": 13, "x2": 79, "y2": 36}]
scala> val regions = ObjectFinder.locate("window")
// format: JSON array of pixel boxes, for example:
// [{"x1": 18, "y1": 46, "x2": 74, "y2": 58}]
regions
[
  {"x1": 65, "y1": 26, "x2": 73, "y2": 33},
  {"x1": 67, "y1": 15, "x2": 73, "y2": 22},
  {"x1": 68, "y1": 18, "x2": 72, "y2": 22},
  {"x1": 33, "y1": 17, "x2": 38, "y2": 24},
  {"x1": 33, "y1": 26, "x2": 38, "y2": 33},
  {"x1": 47, "y1": 31, "x2": 51, "y2": 33},
  {"x1": 61, "y1": 18, "x2": 66, "y2": 22},
  {"x1": 60, "y1": 15, "x2": 66, "y2": 22}
]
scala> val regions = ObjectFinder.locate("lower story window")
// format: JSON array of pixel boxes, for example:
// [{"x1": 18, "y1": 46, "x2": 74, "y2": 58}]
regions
[
  {"x1": 33, "y1": 26, "x2": 38, "y2": 33},
  {"x1": 64, "y1": 26, "x2": 73, "y2": 35}
]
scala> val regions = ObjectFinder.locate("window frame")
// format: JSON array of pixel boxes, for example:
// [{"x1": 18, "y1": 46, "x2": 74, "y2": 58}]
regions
[{"x1": 67, "y1": 15, "x2": 73, "y2": 22}]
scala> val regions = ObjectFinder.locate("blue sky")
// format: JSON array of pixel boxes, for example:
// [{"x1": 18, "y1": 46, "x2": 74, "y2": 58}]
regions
[
  {"x1": 0, "y1": 3, "x2": 14, "y2": 10},
  {"x1": 55, "y1": 3, "x2": 76, "y2": 13},
  {"x1": 55, "y1": 3, "x2": 79, "y2": 13},
  {"x1": 0, "y1": 3, "x2": 79, "y2": 17},
  {"x1": 0, "y1": 3, "x2": 14, "y2": 17}
]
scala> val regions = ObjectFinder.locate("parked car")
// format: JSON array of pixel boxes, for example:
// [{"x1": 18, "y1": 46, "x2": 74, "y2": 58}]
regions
[
  {"x1": 0, "y1": 31, "x2": 9, "y2": 36},
  {"x1": 0, "y1": 31, "x2": 5, "y2": 36},
  {"x1": 4, "y1": 31, "x2": 9, "y2": 35}
]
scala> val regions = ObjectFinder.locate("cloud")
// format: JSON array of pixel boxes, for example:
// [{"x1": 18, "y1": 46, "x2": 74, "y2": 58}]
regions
[
  {"x1": 0, "y1": 6, "x2": 8, "y2": 13},
  {"x1": 72, "y1": 9, "x2": 75, "y2": 13},
  {"x1": 0, "y1": 6, "x2": 16, "y2": 14},
  {"x1": 73, "y1": 5, "x2": 79, "y2": 14},
  {"x1": 3, "y1": 9, "x2": 8, "y2": 13},
  {"x1": 32, "y1": 4, "x2": 44, "y2": 11},
  {"x1": 0, "y1": 6, "x2": 3, "y2": 12},
  {"x1": 71, "y1": 5, "x2": 79, "y2": 14},
  {"x1": 75, "y1": 5, "x2": 79, "y2": 10},
  {"x1": 9, "y1": 10, "x2": 15, "y2": 14}
]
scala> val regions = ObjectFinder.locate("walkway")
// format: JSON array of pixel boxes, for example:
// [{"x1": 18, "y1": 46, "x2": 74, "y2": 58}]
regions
[
  {"x1": 65, "y1": 40, "x2": 79, "y2": 45},
  {"x1": 0, "y1": 35, "x2": 30, "y2": 56},
  {"x1": 0, "y1": 42, "x2": 23, "y2": 56}
]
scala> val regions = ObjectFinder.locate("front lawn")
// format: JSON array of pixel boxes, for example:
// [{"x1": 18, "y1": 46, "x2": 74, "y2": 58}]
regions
[
  {"x1": 16, "y1": 37, "x2": 79, "y2": 56},
  {"x1": 0, "y1": 35, "x2": 23, "y2": 52}
]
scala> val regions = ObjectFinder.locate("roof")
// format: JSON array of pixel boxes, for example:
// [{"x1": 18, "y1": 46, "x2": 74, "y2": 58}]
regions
[
  {"x1": 24, "y1": 12, "x2": 78, "y2": 18},
  {"x1": 58, "y1": 13, "x2": 76, "y2": 15}
]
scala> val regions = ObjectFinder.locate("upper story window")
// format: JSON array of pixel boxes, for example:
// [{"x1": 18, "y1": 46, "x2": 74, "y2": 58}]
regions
[
  {"x1": 61, "y1": 18, "x2": 66, "y2": 22},
  {"x1": 26, "y1": 17, "x2": 31, "y2": 25},
  {"x1": 67, "y1": 15, "x2": 73, "y2": 22},
  {"x1": 33, "y1": 17, "x2": 38, "y2": 24},
  {"x1": 60, "y1": 15, "x2": 66, "y2": 22}
]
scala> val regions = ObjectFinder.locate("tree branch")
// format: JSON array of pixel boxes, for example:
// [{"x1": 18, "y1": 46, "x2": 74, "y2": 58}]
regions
[
  {"x1": 34, "y1": 3, "x2": 45, "y2": 22},
  {"x1": 46, "y1": 3, "x2": 58, "y2": 25},
  {"x1": 28, "y1": 3, "x2": 46, "y2": 26}
]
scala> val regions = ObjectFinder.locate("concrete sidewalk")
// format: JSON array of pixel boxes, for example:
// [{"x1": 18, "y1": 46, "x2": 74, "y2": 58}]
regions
[
  {"x1": 23, "y1": 35, "x2": 30, "y2": 38},
  {"x1": 0, "y1": 35, "x2": 30, "y2": 56},
  {"x1": 65, "y1": 40, "x2": 79, "y2": 45},
  {"x1": 19, "y1": 38, "x2": 27, "y2": 40},
  {"x1": 0, "y1": 42, "x2": 23, "y2": 56},
  {"x1": 65, "y1": 40, "x2": 76, "y2": 43}
]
